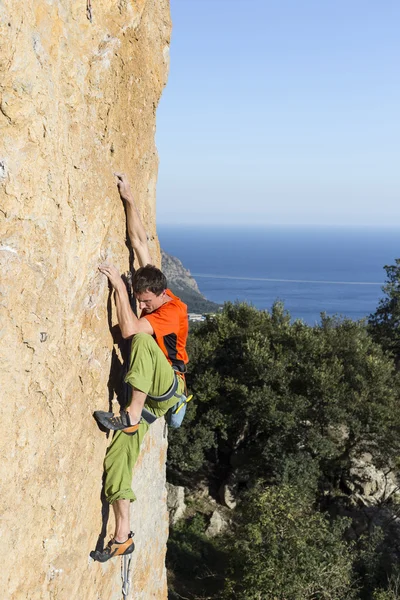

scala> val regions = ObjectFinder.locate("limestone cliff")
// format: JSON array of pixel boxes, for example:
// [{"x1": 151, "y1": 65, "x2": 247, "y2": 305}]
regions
[
  {"x1": 0, "y1": 1, "x2": 171, "y2": 598},
  {"x1": 161, "y1": 249, "x2": 202, "y2": 296},
  {"x1": 161, "y1": 249, "x2": 221, "y2": 313}
]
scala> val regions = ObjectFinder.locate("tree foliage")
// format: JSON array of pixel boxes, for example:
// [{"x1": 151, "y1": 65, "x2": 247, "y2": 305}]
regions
[
  {"x1": 368, "y1": 259, "x2": 400, "y2": 358},
  {"x1": 224, "y1": 483, "x2": 355, "y2": 600},
  {"x1": 169, "y1": 302, "x2": 400, "y2": 488},
  {"x1": 167, "y1": 301, "x2": 400, "y2": 599}
]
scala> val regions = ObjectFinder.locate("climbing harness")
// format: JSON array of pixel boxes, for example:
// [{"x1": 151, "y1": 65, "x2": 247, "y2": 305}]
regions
[
  {"x1": 166, "y1": 393, "x2": 193, "y2": 428},
  {"x1": 121, "y1": 553, "x2": 133, "y2": 599},
  {"x1": 141, "y1": 406, "x2": 158, "y2": 425},
  {"x1": 94, "y1": 371, "x2": 192, "y2": 433},
  {"x1": 86, "y1": 0, "x2": 92, "y2": 22},
  {"x1": 146, "y1": 370, "x2": 179, "y2": 402},
  {"x1": 146, "y1": 370, "x2": 193, "y2": 428}
]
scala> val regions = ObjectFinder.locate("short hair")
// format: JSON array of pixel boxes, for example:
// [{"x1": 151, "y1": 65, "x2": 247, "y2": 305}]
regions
[{"x1": 132, "y1": 264, "x2": 167, "y2": 296}]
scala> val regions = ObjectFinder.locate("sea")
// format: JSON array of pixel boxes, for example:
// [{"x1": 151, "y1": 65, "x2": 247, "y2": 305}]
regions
[{"x1": 158, "y1": 225, "x2": 400, "y2": 326}]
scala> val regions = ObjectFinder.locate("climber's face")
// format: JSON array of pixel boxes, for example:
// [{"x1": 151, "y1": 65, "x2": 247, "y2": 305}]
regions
[{"x1": 136, "y1": 289, "x2": 167, "y2": 314}]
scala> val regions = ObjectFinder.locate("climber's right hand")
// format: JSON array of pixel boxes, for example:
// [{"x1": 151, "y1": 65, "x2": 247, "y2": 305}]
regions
[{"x1": 114, "y1": 172, "x2": 134, "y2": 203}]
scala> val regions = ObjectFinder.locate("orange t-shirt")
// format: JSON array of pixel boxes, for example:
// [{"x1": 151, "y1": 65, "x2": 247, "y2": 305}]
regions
[{"x1": 143, "y1": 289, "x2": 189, "y2": 372}]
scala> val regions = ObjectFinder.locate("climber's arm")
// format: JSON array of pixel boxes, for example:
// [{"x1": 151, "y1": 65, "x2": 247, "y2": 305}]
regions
[
  {"x1": 114, "y1": 172, "x2": 152, "y2": 268},
  {"x1": 98, "y1": 263, "x2": 154, "y2": 338}
]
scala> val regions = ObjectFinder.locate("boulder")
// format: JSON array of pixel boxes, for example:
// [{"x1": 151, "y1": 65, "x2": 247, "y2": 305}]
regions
[
  {"x1": 205, "y1": 509, "x2": 228, "y2": 538},
  {"x1": 219, "y1": 474, "x2": 238, "y2": 510},
  {"x1": 344, "y1": 453, "x2": 399, "y2": 506},
  {"x1": 166, "y1": 483, "x2": 187, "y2": 525}
]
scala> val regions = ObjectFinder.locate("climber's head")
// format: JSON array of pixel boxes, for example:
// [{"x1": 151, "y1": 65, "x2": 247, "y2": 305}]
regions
[{"x1": 132, "y1": 264, "x2": 168, "y2": 314}]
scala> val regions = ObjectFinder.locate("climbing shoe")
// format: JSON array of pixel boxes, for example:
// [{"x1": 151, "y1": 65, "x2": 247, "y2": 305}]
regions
[
  {"x1": 92, "y1": 532, "x2": 135, "y2": 563},
  {"x1": 93, "y1": 410, "x2": 141, "y2": 435}
]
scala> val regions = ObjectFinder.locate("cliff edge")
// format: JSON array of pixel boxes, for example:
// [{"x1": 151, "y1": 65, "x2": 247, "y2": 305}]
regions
[
  {"x1": 0, "y1": 1, "x2": 171, "y2": 598},
  {"x1": 161, "y1": 249, "x2": 221, "y2": 313}
]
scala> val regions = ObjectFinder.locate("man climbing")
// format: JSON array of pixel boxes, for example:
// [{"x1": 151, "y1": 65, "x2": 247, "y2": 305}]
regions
[{"x1": 93, "y1": 173, "x2": 189, "y2": 562}]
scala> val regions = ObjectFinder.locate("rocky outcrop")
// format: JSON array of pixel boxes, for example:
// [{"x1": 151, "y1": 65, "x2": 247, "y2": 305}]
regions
[
  {"x1": 205, "y1": 510, "x2": 228, "y2": 538},
  {"x1": 0, "y1": 1, "x2": 171, "y2": 598},
  {"x1": 166, "y1": 483, "x2": 186, "y2": 525},
  {"x1": 161, "y1": 249, "x2": 220, "y2": 313},
  {"x1": 161, "y1": 249, "x2": 202, "y2": 295},
  {"x1": 219, "y1": 473, "x2": 239, "y2": 510},
  {"x1": 344, "y1": 453, "x2": 399, "y2": 506}
]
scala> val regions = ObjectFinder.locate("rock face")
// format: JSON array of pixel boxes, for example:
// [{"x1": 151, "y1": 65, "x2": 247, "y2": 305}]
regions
[
  {"x1": 344, "y1": 453, "x2": 399, "y2": 506},
  {"x1": 205, "y1": 509, "x2": 229, "y2": 538},
  {"x1": 0, "y1": 2, "x2": 171, "y2": 599},
  {"x1": 161, "y1": 249, "x2": 220, "y2": 313},
  {"x1": 161, "y1": 249, "x2": 202, "y2": 295},
  {"x1": 166, "y1": 483, "x2": 186, "y2": 525},
  {"x1": 219, "y1": 473, "x2": 239, "y2": 510}
]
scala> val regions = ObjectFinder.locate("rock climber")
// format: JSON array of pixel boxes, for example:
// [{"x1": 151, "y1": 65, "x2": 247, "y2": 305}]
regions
[{"x1": 93, "y1": 173, "x2": 189, "y2": 562}]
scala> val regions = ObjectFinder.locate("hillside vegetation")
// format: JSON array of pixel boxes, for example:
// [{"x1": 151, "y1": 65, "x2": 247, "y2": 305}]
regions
[{"x1": 167, "y1": 260, "x2": 400, "y2": 600}]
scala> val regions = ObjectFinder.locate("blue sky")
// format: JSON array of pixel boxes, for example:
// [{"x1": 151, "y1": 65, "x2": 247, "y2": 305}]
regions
[{"x1": 156, "y1": 0, "x2": 400, "y2": 226}]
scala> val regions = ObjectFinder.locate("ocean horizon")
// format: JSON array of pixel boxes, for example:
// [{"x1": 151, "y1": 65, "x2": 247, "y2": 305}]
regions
[{"x1": 158, "y1": 225, "x2": 400, "y2": 325}]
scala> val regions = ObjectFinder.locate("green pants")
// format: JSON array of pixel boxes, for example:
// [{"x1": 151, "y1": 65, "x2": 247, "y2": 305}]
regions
[{"x1": 104, "y1": 332, "x2": 183, "y2": 504}]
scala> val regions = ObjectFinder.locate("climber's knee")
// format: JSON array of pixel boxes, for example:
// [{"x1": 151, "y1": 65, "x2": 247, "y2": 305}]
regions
[{"x1": 131, "y1": 331, "x2": 157, "y2": 351}]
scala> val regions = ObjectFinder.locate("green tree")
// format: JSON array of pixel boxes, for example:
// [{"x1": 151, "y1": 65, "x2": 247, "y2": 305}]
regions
[
  {"x1": 167, "y1": 301, "x2": 400, "y2": 599},
  {"x1": 372, "y1": 572, "x2": 400, "y2": 600},
  {"x1": 368, "y1": 259, "x2": 400, "y2": 358},
  {"x1": 224, "y1": 483, "x2": 355, "y2": 600},
  {"x1": 169, "y1": 302, "x2": 400, "y2": 489},
  {"x1": 167, "y1": 513, "x2": 227, "y2": 599}
]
